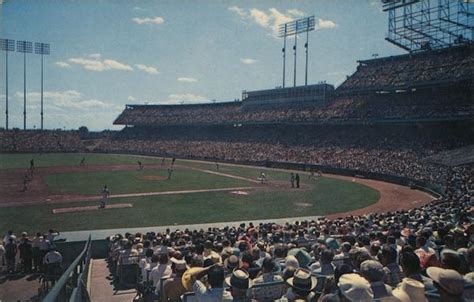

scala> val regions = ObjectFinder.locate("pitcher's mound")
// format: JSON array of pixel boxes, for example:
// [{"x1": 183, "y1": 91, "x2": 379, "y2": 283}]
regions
[
  {"x1": 140, "y1": 175, "x2": 167, "y2": 181},
  {"x1": 53, "y1": 203, "x2": 133, "y2": 214}
]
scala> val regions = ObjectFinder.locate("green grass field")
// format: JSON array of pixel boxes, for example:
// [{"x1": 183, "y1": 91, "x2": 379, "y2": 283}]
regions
[{"x1": 0, "y1": 153, "x2": 380, "y2": 234}]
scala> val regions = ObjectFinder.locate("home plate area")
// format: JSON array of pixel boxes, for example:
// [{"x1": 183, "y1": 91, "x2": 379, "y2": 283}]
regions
[{"x1": 52, "y1": 203, "x2": 133, "y2": 214}]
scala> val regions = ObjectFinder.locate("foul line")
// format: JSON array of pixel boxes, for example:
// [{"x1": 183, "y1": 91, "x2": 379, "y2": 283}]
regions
[
  {"x1": 183, "y1": 165, "x2": 263, "y2": 184},
  {"x1": 106, "y1": 186, "x2": 257, "y2": 199}
]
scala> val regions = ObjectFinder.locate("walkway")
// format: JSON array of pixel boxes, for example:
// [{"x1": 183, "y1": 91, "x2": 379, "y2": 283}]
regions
[{"x1": 89, "y1": 259, "x2": 136, "y2": 302}]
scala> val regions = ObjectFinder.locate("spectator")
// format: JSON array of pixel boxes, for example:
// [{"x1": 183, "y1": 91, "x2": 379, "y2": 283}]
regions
[
  {"x1": 427, "y1": 267, "x2": 465, "y2": 302},
  {"x1": 192, "y1": 264, "x2": 233, "y2": 302},
  {"x1": 283, "y1": 268, "x2": 317, "y2": 301},
  {"x1": 43, "y1": 247, "x2": 62, "y2": 284},
  {"x1": 150, "y1": 254, "x2": 172, "y2": 296},
  {"x1": 5, "y1": 238, "x2": 17, "y2": 274},
  {"x1": 337, "y1": 273, "x2": 373, "y2": 302},
  {"x1": 18, "y1": 232, "x2": 33, "y2": 273},
  {"x1": 381, "y1": 245, "x2": 405, "y2": 287},
  {"x1": 225, "y1": 268, "x2": 253, "y2": 302},
  {"x1": 392, "y1": 278, "x2": 427, "y2": 302},
  {"x1": 360, "y1": 260, "x2": 395, "y2": 300},
  {"x1": 162, "y1": 258, "x2": 188, "y2": 302}
]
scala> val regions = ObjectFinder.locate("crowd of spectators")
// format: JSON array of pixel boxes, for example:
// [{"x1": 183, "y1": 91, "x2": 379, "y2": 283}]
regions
[
  {"x1": 107, "y1": 165, "x2": 473, "y2": 301},
  {"x1": 337, "y1": 44, "x2": 473, "y2": 92},
  {"x1": 96, "y1": 123, "x2": 473, "y2": 189},
  {"x1": 0, "y1": 130, "x2": 84, "y2": 153},
  {"x1": 113, "y1": 88, "x2": 473, "y2": 127},
  {"x1": 0, "y1": 229, "x2": 63, "y2": 282}
]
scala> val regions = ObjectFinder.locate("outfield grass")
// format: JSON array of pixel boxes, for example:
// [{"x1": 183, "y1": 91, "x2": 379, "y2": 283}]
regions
[
  {"x1": 0, "y1": 153, "x2": 380, "y2": 234},
  {"x1": 45, "y1": 168, "x2": 250, "y2": 195}
]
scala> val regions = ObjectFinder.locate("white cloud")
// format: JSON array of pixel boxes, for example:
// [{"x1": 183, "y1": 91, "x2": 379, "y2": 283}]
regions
[
  {"x1": 15, "y1": 90, "x2": 121, "y2": 111},
  {"x1": 287, "y1": 9, "x2": 304, "y2": 17},
  {"x1": 68, "y1": 56, "x2": 133, "y2": 72},
  {"x1": 268, "y1": 8, "x2": 293, "y2": 35},
  {"x1": 132, "y1": 16, "x2": 164, "y2": 25},
  {"x1": 128, "y1": 96, "x2": 136, "y2": 102},
  {"x1": 88, "y1": 53, "x2": 101, "y2": 59},
  {"x1": 316, "y1": 18, "x2": 337, "y2": 29},
  {"x1": 249, "y1": 8, "x2": 270, "y2": 28},
  {"x1": 230, "y1": 7, "x2": 297, "y2": 36},
  {"x1": 228, "y1": 6, "x2": 246, "y2": 18},
  {"x1": 135, "y1": 64, "x2": 159, "y2": 74},
  {"x1": 240, "y1": 58, "x2": 258, "y2": 65},
  {"x1": 55, "y1": 61, "x2": 71, "y2": 68},
  {"x1": 133, "y1": 6, "x2": 143, "y2": 10},
  {"x1": 166, "y1": 93, "x2": 208, "y2": 104},
  {"x1": 229, "y1": 7, "x2": 335, "y2": 36},
  {"x1": 177, "y1": 77, "x2": 198, "y2": 83}
]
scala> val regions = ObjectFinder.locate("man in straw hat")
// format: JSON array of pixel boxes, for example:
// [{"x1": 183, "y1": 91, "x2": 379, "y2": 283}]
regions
[
  {"x1": 163, "y1": 258, "x2": 188, "y2": 302},
  {"x1": 426, "y1": 267, "x2": 464, "y2": 302},
  {"x1": 282, "y1": 268, "x2": 317, "y2": 301},
  {"x1": 337, "y1": 273, "x2": 374, "y2": 302},
  {"x1": 225, "y1": 268, "x2": 253, "y2": 302},
  {"x1": 392, "y1": 278, "x2": 427, "y2": 302}
]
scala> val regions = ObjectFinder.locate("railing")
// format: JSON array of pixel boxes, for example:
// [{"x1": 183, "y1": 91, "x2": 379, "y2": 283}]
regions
[{"x1": 43, "y1": 235, "x2": 92, "y2": 302}]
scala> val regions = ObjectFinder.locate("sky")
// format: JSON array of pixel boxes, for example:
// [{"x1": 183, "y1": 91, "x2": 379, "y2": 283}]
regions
[{"x1": 0, "y1": 0, "x2": 405, "y2": 130}]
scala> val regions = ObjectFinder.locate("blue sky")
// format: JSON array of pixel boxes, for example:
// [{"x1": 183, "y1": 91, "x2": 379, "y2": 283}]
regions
[{"x1": 0, "y1": 0, "x2": 405, "y2": 130}]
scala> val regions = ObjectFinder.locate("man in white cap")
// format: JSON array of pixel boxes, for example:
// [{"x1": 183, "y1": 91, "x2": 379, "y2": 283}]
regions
[
  {"x1": 338, "y1": 273, "x2": 374, "y2": 302},
  {"x1": 426, "y1": 267, "x2": 464, "y2": 302}
]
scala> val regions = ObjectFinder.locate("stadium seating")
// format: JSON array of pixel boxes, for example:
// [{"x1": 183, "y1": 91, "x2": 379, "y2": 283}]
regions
[{"x1": 106, "y1": 164, "x2": 473, "y2": 301}]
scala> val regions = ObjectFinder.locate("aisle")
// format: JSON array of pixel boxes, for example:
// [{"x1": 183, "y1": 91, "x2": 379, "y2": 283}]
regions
[{"x1": 89, "y1": 259, "x2": 136, "y2": 302}]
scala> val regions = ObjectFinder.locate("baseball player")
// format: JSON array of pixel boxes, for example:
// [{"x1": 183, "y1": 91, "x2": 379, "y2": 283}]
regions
[{"x1": 100, "y1": 185, "x2": 110, "y2": 208}]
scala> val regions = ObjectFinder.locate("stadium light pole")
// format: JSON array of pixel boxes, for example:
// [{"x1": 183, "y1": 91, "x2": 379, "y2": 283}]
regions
[
  {"x1": 17, "y1": 40, "x2": 33, "y2": 130},
  {"x1": 282, "y1": 24, "x2": 287, "y2": 88},
  {"x1": 0, "y1": 38, "x2": 15, "y2": 130},
  {"x1": 293, "y1": 31, "x2": 297, "y2": 87},
  {"x1": 279, "y1": 16, "x2": 315, "y2": 88},
  {"x1": 35, "y1": 42, "x2": 50, "y2": 130}
]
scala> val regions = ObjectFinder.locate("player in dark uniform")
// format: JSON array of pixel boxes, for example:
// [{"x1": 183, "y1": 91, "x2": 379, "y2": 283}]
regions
[
  {"x1": 100, "y1": 185, "x2": 110, "y2": 208},
  {"x1": 171, "y1": 157, "x2": 176, "y2": 166},
  {"x1": 167, "y1": 168, "x2": 173, "y2": 180},
  {"x1": 137, "y1": 160, "x2": 143, "y2": 170},
  {"x1": 30, "y1": 159, "x2": 35, "y2": 175},
  {"x1": 79, "y1": 157, "x2": 86, "y2": 166},
  {"x1": 290, "y1": 173, "x2": 295, "y2": 188},
  {"x1": 22, "y1": 174, "x2": 29, "y2": 191},
  {"x1": 295, "y1": 173, "x2": 300, "y2": 188}
]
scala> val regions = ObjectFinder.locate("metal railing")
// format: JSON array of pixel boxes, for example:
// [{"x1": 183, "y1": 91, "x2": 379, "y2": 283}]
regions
[{"x1": 43, "y1": 235, "x2": 92, "y2": 302}]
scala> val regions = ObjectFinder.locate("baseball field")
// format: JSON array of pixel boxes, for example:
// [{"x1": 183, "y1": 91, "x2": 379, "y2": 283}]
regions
[{"x1": 0, "y1": 152, "x2": 432, "y2": 235}]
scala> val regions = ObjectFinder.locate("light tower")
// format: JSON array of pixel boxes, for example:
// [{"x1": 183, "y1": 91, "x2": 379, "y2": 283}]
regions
[
  {"x1": 35, "y1": 42, "x2": 50, "y2": 130},
  {"x1": 17, "y1": 40, "x2": 33, "y2": 130},
  {"x1": 279, "y1": 16, "x2": 315, "y2": 87},
  {"x1": 0, "y1": 38, "x2": 15, "y2": 130}
]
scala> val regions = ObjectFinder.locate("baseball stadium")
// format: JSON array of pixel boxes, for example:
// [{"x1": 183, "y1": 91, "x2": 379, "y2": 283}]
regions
[{"x1": 0, "y1": 1, "x2": 473, "y2": 301}]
